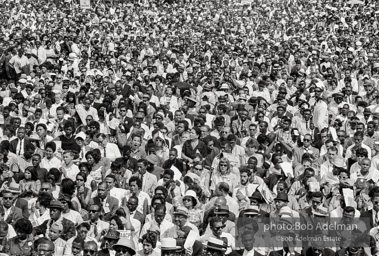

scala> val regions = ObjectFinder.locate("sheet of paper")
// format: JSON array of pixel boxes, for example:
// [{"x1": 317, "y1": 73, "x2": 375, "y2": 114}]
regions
[
  {"x1": 279, "y1": 162, "x2": 293, "y2": 178},
  {"x1": 309, "y1": 182, "x2": 320, "y2": 192},
  {"x1": 329, "y1": 127, "x2": 338, "y2": 141},
  {"x1": 184, "y1": 230, "x2": 198, "y2": 249},
  {"x1": 170, "y1": 165, "x2": 182, "y2": 181},
  {"x1": 343, "y1": 188, "x2": 355, "y2": 207},
  {"x1": 54, "y1": 141, "x2": 62, "y2": 150}
]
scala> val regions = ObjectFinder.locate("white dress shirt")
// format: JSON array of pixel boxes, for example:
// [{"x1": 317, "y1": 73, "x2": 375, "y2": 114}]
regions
[{"x1": 100, "y1": 142, "x2": 121, "y2": 161}]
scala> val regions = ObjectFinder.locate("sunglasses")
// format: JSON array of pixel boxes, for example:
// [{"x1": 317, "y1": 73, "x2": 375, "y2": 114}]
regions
[
  {"x1": 84, "y1": 249, "x2": 96, "y2": 254},
  {"x1": 114, "y1": 248, "x2": 130, "y2": 253},
  {"x1": 89, "y1": 210, "x2": 98, "y2": 213},
  {"x1": 213, "y1": 225, "x2": 226, "y2": 230},
  {"x1": 194, "y1": 167, "x2": 203, "y2": 171},
  {"x1": 303, "y1": 139, "x2": 311, "y2": 142},
  {"x1": 219, "y1": 164, "x2": 228, "y2": 167},
  {"x1": 183, "y1": 198, "x2": 192, "y2": 202},
  {"x1": 41, "y1": 188, "x2": 49, "y2": 191},
  {"x1": 3, "y1": 197, "x2": 12, "y2": 200}
]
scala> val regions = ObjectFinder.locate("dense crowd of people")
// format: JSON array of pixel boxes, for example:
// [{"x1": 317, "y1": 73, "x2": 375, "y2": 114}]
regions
[{"x1": 1, "y1": 0, "x2": 379, "y2": 255}]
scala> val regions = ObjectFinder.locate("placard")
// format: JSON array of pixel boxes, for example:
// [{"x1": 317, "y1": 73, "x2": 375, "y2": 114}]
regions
[{"x1": 80, "y1": 0, "x2": 91, "y2": 9}]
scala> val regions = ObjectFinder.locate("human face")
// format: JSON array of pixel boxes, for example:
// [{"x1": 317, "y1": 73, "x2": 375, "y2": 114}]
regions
[
  {"x1": 182, "y1": 196, "x2": 193, "y2": 209},
  {"x1": 2, "y1": 193, "x2": 14, "y2": 209},
  {"x1": 83, "y1": 244, "x2": 97, "y2": 256},
  {"x1": 17, "y1": 128, "x2": 25, "y2": 140},
  {"x1": 154, "y1": 209, "x2": 165, "y2": 225},
  {"x1": 143, "y1": 241, "x2": 153, "y2": 255},
  {"x1": 176, "y1": 123, "x2": 185, "y2": 134},
  {"x1": 109, "y1": 219, "x2": 118, "y2": 230},
  {"x1": 97, "y1": 184, "x2": 107, "y2": 199},
  {"x1": 115, "y1": 247, "x2": 133, "y2": 256},
  {"x1": 127, "y1": 198, "x2": 138, "y2": 212},
  {"x1": 48, "y1": 227, "x2": 61, "y2": 241},
  {"x1": 219, "y1": 161, "x2": 228, "y2": 174},
  {"x1": 136, "y1": 162, "x2": 147, "y2": 175},
  {"x1": 372, "y1": 196, "x2": 379, "y2": 212},
  {"x1": 24, "y1": 170, "x2": 32, "y2": 180},
  {"x1": 354, "y1": 135, "x2": 363, "y2": 145},
  {"x1": 86, "y1": 154, "x2": 94, "y2": 165},
  {"x1": 303, "y1": 136, "x2": 312, "y2": 147},
  {"x1": 72, "y1": 242, "x2": 83, "y2": 256},
  {"x1": 361, "y1": 159, "x2": 371, "y2": 173},
  {"x1": 327, "y1": 149, "x2": 337, "y2": 161},
  {"x1": 211, "y1": 221, "x2": 224, "y2": 237},
  {"x1": 242, "y1": 234, "x2": 254, "y2": 251},
  {"x1": 312, "y1": 197, "x2": 322, "y2": 210},
  {"x1": 129, "y1": 181, "x2": 139, "y2": 194},
  {"x1": 241, "y1": 172, "x2": 249, "y2": 185},
  {"x1": 45, "y1": 147, "x2": 54, "y2": 159},
  {"x1": 63, "y1": 153, "x2": 73, "y2": 165},
  {"x1": 37, "y1": 244, "x2": 54, "y2": 256},
  {"x1": 105, "y1": 177, "x2": 115, "y2": 189},
  {"x1": 50, "y1": 208, "x2": 61, "y2": 221},
  {"x1": 78, "y1": 226, "x2": 89, "y2": 239}
]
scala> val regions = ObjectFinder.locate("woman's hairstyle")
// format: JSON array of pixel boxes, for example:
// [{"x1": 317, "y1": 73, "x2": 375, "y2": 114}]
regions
[
  {"x1": 61, "y1": 178, "x2": 76, "y2": 196},
  {"x1": 85, "y1": 150, "x2": 102, "y2": 164},
  {"x1": 217, "y1": 157, "x2": 231, "y2": 173},
  {"x1": 110, "y1": 215, "x2": 124, "y2": 230},
  {"x1": 47, "y1": 168, "x2": 62, "y2": 183},
  {"x1": 14, "y1": 218, "x2": 33, "y2": 235},
  {"x1": 76, "y1": 172, "x2": 88, "y2": 183},
  {"x1": 141, "y1": 232, "x2": 158, "y2": 248},
  {"x1": 25, "y1": 166, "x2": 38, "y2": 181},
  {"x1": 63, "y1": 121, "x2": 75, "y2": 131},
  {"x1": 45, "y1": 141, "x2": 57, "y2": 152},
  {"x1": 38, "y1": 192, "x2": 53, "y2": 208}
]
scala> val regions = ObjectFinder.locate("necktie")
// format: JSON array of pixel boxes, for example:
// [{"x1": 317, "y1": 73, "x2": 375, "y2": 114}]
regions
[
  {"x1": 18, "y1": 139, "x2": 23, "y2": 155},
  {"x1": 140, "y1": 174, "x2": 144, "y2": 190},
  {"x1": 103, "y1": 147, "x2": 106, "y2": 157}
]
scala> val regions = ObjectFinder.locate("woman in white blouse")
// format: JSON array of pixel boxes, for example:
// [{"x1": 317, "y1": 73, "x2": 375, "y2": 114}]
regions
[{"x1": 40, "y1": 141, "x2": 62, "y2": 171}]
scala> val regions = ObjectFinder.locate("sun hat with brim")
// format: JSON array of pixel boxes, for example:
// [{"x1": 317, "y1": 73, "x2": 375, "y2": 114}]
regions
[
  {"x1": 48, "y1": 200, "x2": 64, "y2": 210},
  {"x1": 274, "y1": 192, "x2": 289, "y2": 202},
  {"x1": 182, "y1": 190, "x2": 198, "y2": 206},
  {"x1": 332, "y1": 157, "x2": 345, "y2": 168},
  {"x1": 104, "y1": 230, "x2": 120, "y2": 240},
  {"x1": 112, "y1": 238, "x2": 136, "y2": 255},
  {"x1": 173, "y1": 206, "x2": 189, "y2": 217},
  {"x1": 146, "y1": 154, "x2": 160, "y2": 166},
  {"x1": 28, "y1": 134, "x2": 41, "y2": 141},
  {"x1": 75, "y1": 132, "x2": 86, "y2": 141},
  {"x1": 6, "y1": 182, "x2": 21, "y2": 194},
  {"x1": 161, "y1": 238, "x2": 182, "y2": 251},
  {"x1": 244, "y1": 205, "x2": 260, "y2": 216},
  {"x1": 215, "y1": 205, "x2": 229, "y2": 215},
  {"x1": 312, "y1": 206, "x2": 329, "y2": 217},
  {"x1": 207, "y1": 238, "x2": 227, "y2": 251}
]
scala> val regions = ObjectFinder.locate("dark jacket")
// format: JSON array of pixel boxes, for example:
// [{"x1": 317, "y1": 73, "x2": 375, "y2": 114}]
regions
[
  {"x1": 230, "y1": 249, "x2": 265, "y2": 256},
  {"x1": 89, "y1": 195, "x2": 119, "y2": 221},
  {"x1": 34, "y1": 217, "x2": 76, "y2": 241},
  {"x1": 15, "y1": 198, "x2": 30, "y2": 218}
]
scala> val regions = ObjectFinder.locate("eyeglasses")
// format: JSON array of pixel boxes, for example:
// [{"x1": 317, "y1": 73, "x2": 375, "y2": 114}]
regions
[
  {"x1": 77, "y1": 179, "x2": 84, "y2": 181},
  {"x1": 86, "y1": 119, "x2": 92, "y2": 121},
  {"x1": 41, "y1": 188, "x2": 49, "y2": 191},
  {"x1": 183, "y1": 198, "x2": 192, "y2": 202},
  {"x1": 3, "y1": 197, "x2": 13, "y2": 200},
  {"x1": 303, "y1": 139, "x2": 311, "y2": 142},
  {"x1": 84, "y1": 249, "x2": 97, "y2": 254},
  {"x1": 213, "y1": 225, "x2": 226, "y2": 230},
  {"x1": 89, "y1": 210, "x2": 98, "y2": 213},
  {"x1": 194, "y1": 167, "x2": 203, "y2": 171},
  {"x1": 114, "y1": 248, "x2": 130, "y2": 253},
  {"x1": 219, "y1": 164, "x2": 228, "y2": 167},
  {"x1": 37, "y1": 249, "x2": 53, "y2": 254}
]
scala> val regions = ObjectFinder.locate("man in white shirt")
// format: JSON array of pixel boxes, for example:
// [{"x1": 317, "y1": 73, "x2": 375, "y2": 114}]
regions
[
  {"x1": 345, "y1": 131, "x2": 372, "y2": 160},
  {"x1": 96, "y1": 133, "x2": 121, "y2": 161},
  {"x1": 75, "y1": 97, "x2": 99, "y2": 124}
]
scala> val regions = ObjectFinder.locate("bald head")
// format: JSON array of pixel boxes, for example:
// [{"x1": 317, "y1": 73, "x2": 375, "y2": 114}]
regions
[
  {"x1": 38, "y1": 240, "x2": 55, "y2": 253},
  {"x1": 214, "y1": 196, "x2": 227, "y2": 210},
  {"x1": 84, "y1": 241, "x2": 98, "y2": 255}
]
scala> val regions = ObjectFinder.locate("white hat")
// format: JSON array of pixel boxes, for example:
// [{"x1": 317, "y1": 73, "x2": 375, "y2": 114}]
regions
[
  {"x1": 182, "y1": 190, "x2": 198, "y2": 206},
  {"x1": 75, "y1": 132, "x2": 86, "y2": 141},
  {"x1": 161, "y1": 238, "x2": 181, "y2": 251}
]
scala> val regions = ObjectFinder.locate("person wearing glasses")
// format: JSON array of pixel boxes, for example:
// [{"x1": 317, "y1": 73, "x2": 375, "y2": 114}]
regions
[
  {"x1": 36, "y1": 239, "x2": 55, "y2": 256},
  {"x1": 83, "y1": 241, "x2": 98, "y2": 256},
  {"x1": 199, "y1": 217, "x2": 233, "y2": 255},
  {"x1": 112, "y1": 238, "x2": 136, "y2": 256}
]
